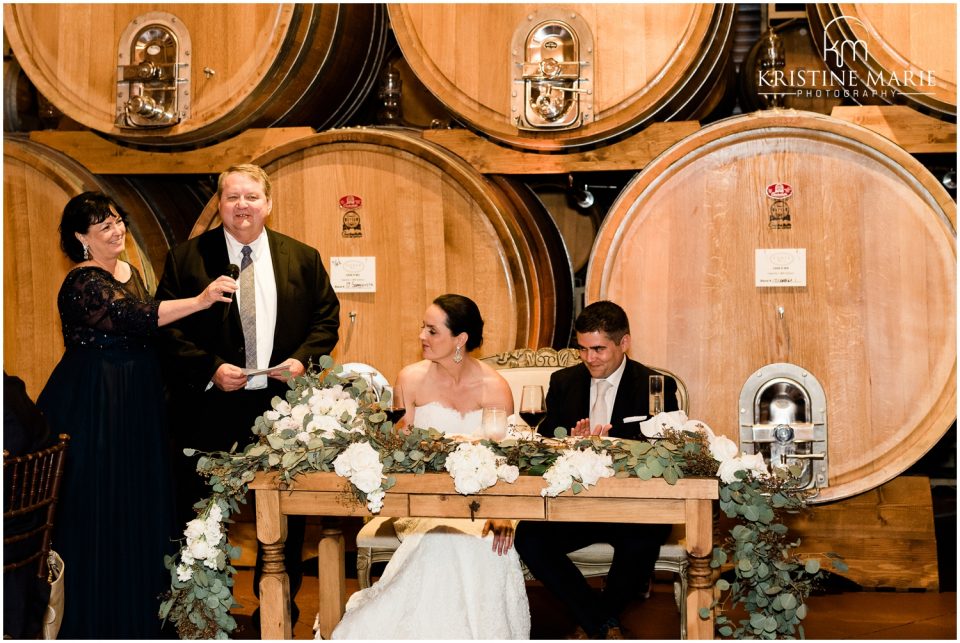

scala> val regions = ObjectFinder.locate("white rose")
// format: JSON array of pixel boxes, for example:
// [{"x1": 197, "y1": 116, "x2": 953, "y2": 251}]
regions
[
  {"x1": 445, "y1": 443, "x2": 500, "y2": 495},
  {"x1": 366, "y1": 488, "x2": 385, "y2": 513},
  {"x1": 188, "y1": 539, "x2": 211, "y2": 562},
  {"x1": 351, "y1": 468, "x2": 384, "y2": 494},
  {"x1": 181, "y1": 551, "x2": 195, "y2": 566},
  {"x1": 541, "y1": 465, "x2": 573, "y2": 497},
  {"x1": 204, "y1": 524, "x2": 223, "y2": 546},
  {"x1": 709, "y1": 434, "x2": 739, "y2": 463},
  {"x1": 311, "y1": 387, "x2": 341, "y2": 413},
  {"x1": 331, "y1": 397, "x2": 359, "y2": 419},
  {"x1": 310, "y1": 414, "x2": 342, "y2": 435},
  {"x1": 290, "y1": 403, "x2": 310, "y2": 425},
  {"x1": 273, "y1": 416, "x2": 299, "y2": 433},
  {"x1": 717, "y1": 456, "x2": 770, "y2": 484},
  {"x1": 739, "y1": 452, "x2": 770, "y2": 478},
  {"x1": 568, "y1": 449, "x2": 614, "y2": 486},
  {"x1": 297, "y1": 431, "x2": 313, "y2": 443},
  {"x1": 264, "y1": 410, "x2": 281, "y2": 422},
  {"x1": 176, "y1": 563, "x2": 193, "y2": 582},
  {"x1": 497, "y1": 463, "x2": 519, "y2": 484},
  {"x1": 273, "y1": 399, "x2": 292, "y2": 416},
  {"x1": 184, "y1": 519, "x2": 205, "y2": 541},
  {"x1": 202, "y1": 552, "x2": 220, "y2": 570}
]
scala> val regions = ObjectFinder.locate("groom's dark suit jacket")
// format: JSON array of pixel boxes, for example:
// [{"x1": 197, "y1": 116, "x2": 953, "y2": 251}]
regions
[{"x1": 538, "y1": 358, "x2": 680, "y2": 439}]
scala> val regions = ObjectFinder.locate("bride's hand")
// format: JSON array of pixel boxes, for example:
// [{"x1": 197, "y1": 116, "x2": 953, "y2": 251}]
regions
[{"x1": 482, "y1": 519, "x2": 515, "y2": 556}]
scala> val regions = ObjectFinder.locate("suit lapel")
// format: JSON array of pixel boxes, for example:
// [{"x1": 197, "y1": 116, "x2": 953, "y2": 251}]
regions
[
  {"x1": 267, "y1": 229, "x2": 288, "y2": 300},
  {"x1": 572, "y1": 364, "x2": 593, "y2": 421},
  {"x1": 267, "y1": 229, "x2": 289, "y2": 359},
  {"x1": 199, "y1": 229, "x2": 239, "y2": 326},
  {"x1": 611, "y1": 359, "x2": 645, "y2": 423}
]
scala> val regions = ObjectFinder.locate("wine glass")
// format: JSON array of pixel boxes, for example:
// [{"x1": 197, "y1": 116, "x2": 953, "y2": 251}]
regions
[
  {"x1": 648, "y1": 375, "x2": 664, "y2": 416},
  {"x1": 381, "y1": 385, "x2": 406, "y2": 425},
  {"x1": 519, "y1": 385, "x2": 547, "y2": 432}
]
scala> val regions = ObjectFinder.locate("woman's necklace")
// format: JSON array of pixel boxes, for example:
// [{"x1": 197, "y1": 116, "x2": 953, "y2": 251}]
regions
[{"x1": 89, "y1": 256, "x2": 119, "y2": 280}]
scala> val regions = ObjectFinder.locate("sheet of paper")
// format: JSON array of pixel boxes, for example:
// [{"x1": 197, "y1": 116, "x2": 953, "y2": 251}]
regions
[{"x1": 242, "y1": 365, "x2": 288, "y2": 377}]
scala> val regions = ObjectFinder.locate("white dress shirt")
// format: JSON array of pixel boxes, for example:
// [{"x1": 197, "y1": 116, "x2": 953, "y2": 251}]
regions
[{"x1": 589, "y1": 356, "x2": 627, "y2": 425}]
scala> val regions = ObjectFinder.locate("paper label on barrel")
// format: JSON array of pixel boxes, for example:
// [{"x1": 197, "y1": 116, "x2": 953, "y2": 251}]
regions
[
  {"x1": 755, "y1": 249, "x2": 806, "y2": 287},
  {"x1": 330, "y1": 256, "x2": 376, "y2": 292}
]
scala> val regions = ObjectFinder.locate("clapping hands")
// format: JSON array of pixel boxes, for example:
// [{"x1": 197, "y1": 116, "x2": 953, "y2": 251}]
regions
[{"x1": 571, "y1": 418, "x2": 611, "y2": 437}]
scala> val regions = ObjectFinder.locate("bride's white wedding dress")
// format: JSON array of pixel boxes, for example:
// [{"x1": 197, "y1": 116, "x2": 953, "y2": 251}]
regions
[{"x1": 330, "y1": 402, "x2": 531, "y2": 640}]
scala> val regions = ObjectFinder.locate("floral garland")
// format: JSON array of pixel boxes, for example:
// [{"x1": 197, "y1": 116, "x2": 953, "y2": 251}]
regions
[{"x1": 159, "y1": 358, "x2": 845, "y2": 639}]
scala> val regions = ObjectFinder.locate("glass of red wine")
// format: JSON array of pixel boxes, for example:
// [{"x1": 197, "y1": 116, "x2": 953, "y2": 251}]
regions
[
  {"x1": 382, "y1": 385, "x2": 406, "y2": 425},
  {"x1": 519, "y1": 385, "x2": 546, "y2": 432}
]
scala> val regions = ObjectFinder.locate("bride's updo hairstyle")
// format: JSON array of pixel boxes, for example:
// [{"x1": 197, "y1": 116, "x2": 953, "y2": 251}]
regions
[{"x1": 433, "y1": 294, "x2": 484, "y2": 352}]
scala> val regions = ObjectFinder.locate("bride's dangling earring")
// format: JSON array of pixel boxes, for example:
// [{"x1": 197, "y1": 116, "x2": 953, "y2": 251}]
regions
[
  {"x1": 83, "y1": 244, "x2": 90, "y2": 260},
  {"x1": 453, "y1": 344, "x2": 463, "y2": 364}
]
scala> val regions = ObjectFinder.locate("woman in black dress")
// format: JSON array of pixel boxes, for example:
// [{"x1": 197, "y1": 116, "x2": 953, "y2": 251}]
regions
[{"x1": 37, "y1": 192, "x2": 237, "y2": 638}]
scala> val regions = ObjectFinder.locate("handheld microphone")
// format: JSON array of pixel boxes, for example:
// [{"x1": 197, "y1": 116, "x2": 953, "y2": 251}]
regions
[{"x1": 224, "y1": 264, "x2": 240, "y2": 301}]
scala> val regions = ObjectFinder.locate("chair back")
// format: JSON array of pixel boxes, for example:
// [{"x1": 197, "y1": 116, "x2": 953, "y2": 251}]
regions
[
  {"x1": 480, "y1": 348, "x2": 580, "y2": 412},
  {"x1": 4, "y1": 435, "x2": 69, "y2": 579},
  {"x1": 481, "y1": 348, "x2": 688, "y2": 414}
]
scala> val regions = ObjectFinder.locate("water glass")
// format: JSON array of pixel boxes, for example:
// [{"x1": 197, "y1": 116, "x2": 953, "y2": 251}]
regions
[
  {"x1": 649, "y1": 374, "x2": 665, "y2": 416},
  {"x1": 481, "y1": 406, "x2": 508, "y2": 441}
]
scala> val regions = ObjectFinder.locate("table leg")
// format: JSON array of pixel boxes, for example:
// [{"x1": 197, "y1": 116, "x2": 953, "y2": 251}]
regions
[
  {"x1": 685, "y1": 498, "x2": 715, "y2": 640},
  {"x1": 317, "y1": 519, "x2": 346, "y2": 639},
  {"x1": 256, "y1": 489, "x2": 291, "y2": 639}
]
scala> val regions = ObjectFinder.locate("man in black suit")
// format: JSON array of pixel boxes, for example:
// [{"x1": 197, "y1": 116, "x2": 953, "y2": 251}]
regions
[
  {"x1": 156, "y1": 164, "x2": 340, "y2": 624},
  {"x1": 514, "y1": 301, "x2": 678, "y2": 640}
]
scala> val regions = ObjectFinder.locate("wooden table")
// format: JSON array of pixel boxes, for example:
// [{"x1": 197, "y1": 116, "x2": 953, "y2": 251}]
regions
[{"x1": 249, "y1": 472, "x2": 719, "y2": 639}]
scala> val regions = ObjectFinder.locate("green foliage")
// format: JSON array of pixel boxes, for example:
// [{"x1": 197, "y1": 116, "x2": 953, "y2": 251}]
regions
[
  {"x1": 158, "y1": 361, "x2": 843, "y2": 640},
  {"x1": 706, "y1": 466, "x2": 848, "y2": 639}
]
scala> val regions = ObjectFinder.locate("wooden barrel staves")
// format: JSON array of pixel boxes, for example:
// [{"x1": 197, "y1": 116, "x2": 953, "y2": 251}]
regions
[
  {"x1": 807, "y1": 4, "x2": 956, "y2": 120},
  {"x1": 585, "y1": 111, "x2": 956, "y2": 503},
  {"x1": 388, "y1": 3, "x2": 735, "y2": 151},
  {"x1": 2, "y1": 4, "x2": 388, "y2": 149},
  {"x1": 3, "y1": 135, "x2": 171, "y2": 399},
  {"x1": 189, "y1": 128, "x2": 574, "y2": 382}
]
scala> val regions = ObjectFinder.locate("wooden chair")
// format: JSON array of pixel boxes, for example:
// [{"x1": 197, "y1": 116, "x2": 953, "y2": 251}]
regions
[
  {"x1": 355, "y1": 349, "x2": 691, "y2": 637},
  {"x1": 3, "y1": 434, "x2": 70, "y2": 580}
]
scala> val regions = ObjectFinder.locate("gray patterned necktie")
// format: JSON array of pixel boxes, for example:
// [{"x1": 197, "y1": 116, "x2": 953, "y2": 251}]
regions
[
  {"x1": 591, "y1": 379, "x2": 611, "y2": 428},
  {"x1": 239, "y1": 245, "x2": 257, "y2": 369}
]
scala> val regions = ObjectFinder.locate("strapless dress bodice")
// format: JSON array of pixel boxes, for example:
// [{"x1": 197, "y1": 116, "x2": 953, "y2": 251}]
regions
[{"x1": 413, "y1": 401, "x2": 483, "y2": 438}]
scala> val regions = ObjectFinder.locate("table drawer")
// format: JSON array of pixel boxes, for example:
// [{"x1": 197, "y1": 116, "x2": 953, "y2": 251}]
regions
[{"x1": 409, "y1": 494, "x2": 545, "y2": 519}]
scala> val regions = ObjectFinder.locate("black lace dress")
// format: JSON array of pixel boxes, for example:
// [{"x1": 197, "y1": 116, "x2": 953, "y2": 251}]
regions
[{"x1": 37, "y1": 266, "x2": 176, "y2": 639}]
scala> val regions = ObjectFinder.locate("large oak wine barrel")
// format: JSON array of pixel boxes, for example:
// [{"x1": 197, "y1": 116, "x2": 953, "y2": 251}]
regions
[
  {"x1": 585, "y1": 111, "x2": 956, "y2": 503},
  {"x1": 190, "y1": 128, "x2": 574, "y2": 382},
  {"x1": 3, "y1": 4, "x2": 388, "y2": 149},
  {"x1": 388, "y1": 4, "x2": 735, "y2": 151},
  {"x1": 3, "y1": 135, "x2": 171, "y2": 399},
  {"x1": 524, "y1": 177, "x2": 604, "y2": 274},
  {"x1": 807, "y1": 4, "x2": 956, "y2": 120}
]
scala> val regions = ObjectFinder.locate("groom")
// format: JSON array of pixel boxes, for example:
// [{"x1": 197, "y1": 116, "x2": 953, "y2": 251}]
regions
[{"x1": 514, "y1": 300, "x2": 679, "y2": 639}]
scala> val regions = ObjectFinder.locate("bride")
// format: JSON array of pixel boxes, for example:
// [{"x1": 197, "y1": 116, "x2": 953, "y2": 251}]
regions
[{"x1": 332, "y1": 294, "x2": 530, "y2": 639}]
